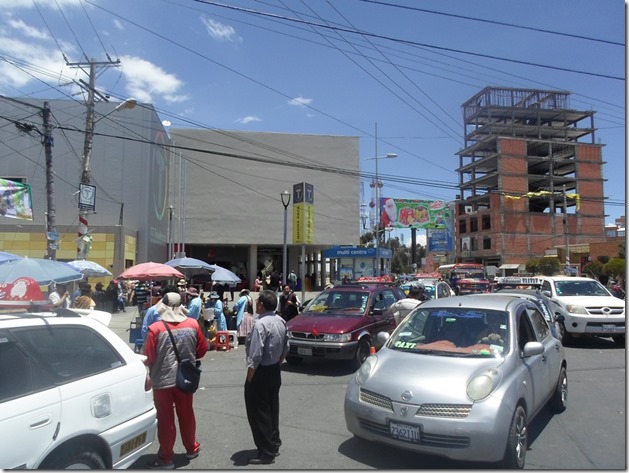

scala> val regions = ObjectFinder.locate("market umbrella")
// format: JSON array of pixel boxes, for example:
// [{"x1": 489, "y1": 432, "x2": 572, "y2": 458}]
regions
[
  {"x1": 67, "y1": 259, "x2": 112, "y2": 278},
  {"x1": 208, "y1": 264, "x2": 241, "y2": 283},
  {"x1": 165, "y1": 257, "x2": 215, "y2": 278},
  {"x1": 118, "y1": 261, "x2": 184, "y2": 281},
  {"x1": 0, "y1": 257, "x2": 83, "y2": 285},
  {"x1": 0, "y1": 251, "x2": 23, "y2": 264}
]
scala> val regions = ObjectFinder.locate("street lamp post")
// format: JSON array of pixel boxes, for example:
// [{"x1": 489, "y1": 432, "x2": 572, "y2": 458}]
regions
[
  {"x1": 281, "y1": 190, "x2": 291, "y2": 288},
  {"x1": 369, "y1": 152, "x2": 397, "y2": 276}
]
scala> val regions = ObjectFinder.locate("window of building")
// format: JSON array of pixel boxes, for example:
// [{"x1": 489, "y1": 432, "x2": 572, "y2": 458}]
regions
[
  {"x1": 482, "y1": 214, "x2": 491, "y2": 230},
  {"x1": 483, "y1": 237, "x2": 491, "y2": 250}
]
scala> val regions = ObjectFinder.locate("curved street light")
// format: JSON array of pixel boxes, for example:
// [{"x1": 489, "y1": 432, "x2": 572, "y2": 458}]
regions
[{"x1": 281, "y1": 190, "x2": 291, "y2": 287}]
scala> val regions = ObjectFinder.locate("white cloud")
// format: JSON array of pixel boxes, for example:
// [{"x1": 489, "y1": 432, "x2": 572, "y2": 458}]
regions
[
  {"x1": 120, "y1": 55, "x2": 187, "y2": 104},
  {"x1": 201, "y1": 17, "x2": 241, "y2": 43},
  {"x1": 113, "y1": 19, "x2": 124, "y2": 31},
  {"x1": 288, "y1": 96, "x2": 312, "y2": 107},
  {"x1": 237, "y1": 116, "x2": 261, "y2": 124},
  {"x1": 7, "y1": 18, "x2": 49, "y2": 40}
]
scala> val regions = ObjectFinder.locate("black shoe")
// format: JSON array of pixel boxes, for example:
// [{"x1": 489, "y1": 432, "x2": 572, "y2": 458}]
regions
[{"x1": 248, "y1": 456, "x2": 275, "y2": 465}]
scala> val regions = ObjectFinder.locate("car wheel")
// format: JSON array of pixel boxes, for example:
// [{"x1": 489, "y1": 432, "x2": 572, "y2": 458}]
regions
[
  {"x1": 285, "y1": 355, "x2": 303, "y2": 365},
  {"x1": 41, "y1": 445, "x2": 106, "y2": 469},
  {"x1": 549, "y1": 366, "x2": 568, "y2": 413},
  {"x1": 612, "y1": 335, "x2": 625, "y2": 346},
  {"x1": 556, "y1": 322, "x2": 573, "y2": 345},
  {"x1": 352, "y1": 338, "x2": 371, "y2": 370},
  {"x1": 500, "y1": 405, "x2": 527, "y2": 469}
]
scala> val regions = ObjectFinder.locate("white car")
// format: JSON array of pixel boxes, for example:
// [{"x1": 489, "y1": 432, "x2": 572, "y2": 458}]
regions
[
  {"x1": 537, "y1": 276, "x2": 625, "y2": 345},
  {"x1": 0, "y1": 310, "x2": 157, "y2": 469}
]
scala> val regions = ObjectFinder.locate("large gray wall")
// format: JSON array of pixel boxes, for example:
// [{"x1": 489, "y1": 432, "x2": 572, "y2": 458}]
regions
[{"x1": 169, "y1": 129, "x2": 360, "y2": 248}]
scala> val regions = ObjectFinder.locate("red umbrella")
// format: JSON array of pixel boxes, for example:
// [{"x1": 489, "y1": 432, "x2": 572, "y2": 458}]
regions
[{"x1": 118, "y1": 262, "x2": 184, "y2": 281}]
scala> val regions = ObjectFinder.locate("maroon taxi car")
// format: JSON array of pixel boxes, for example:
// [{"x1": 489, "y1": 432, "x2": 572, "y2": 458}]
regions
[{"x1": 285, "y1": 282, "x2": 405, "y2": 369}]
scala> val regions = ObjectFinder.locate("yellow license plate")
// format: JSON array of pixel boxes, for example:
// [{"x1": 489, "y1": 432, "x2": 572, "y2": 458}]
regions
[{"x1": 120, "y1": 431, "x2": 147, "y2": 457}]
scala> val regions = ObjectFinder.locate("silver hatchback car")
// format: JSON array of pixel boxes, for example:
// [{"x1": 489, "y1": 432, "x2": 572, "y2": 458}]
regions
[{"x1": 344, "y1": 295, "x2": 567, "y2": 468}]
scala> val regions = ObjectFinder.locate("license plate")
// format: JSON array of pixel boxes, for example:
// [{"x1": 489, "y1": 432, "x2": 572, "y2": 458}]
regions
[
  {"x1": 120, "y1": 431, "x2": 147, "y2": 457},
  {"x1": 389, "y1": 421, "x2": 420, "y2": 443},
  {"x1": 297, "y1": 347, "x2": 312, "y2": 356},
  {"x1": 602, "y1": 324, "x2": 617, "y2": 332}
]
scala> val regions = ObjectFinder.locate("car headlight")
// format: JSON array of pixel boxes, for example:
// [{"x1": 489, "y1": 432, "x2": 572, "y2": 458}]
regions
[
  {"x1": 565, "y1": 304, "x2": 588, "y2": 314},
  {"x1": 287, "y1": 331, "x2": 295, "y2": 339},
  {"x1": 355, "y1": 355, "x2": 377, "y2": 385},
  {"x1": 323, "y1": 333, "x2": 352, "y2": 342},
  {"x1": 466, "y1": 368, "x2": 502, "y2": 401}
]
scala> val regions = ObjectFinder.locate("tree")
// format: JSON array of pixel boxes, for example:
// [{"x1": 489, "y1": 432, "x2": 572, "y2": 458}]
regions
[
  {"x1": 583, "y1": 260, "x2": 605, "y2": 279},
  {"x1": 618, "y1": 241, "x2": 625, "y2": 259},
  {"x1": 538, "y1": 257, "x2": 561, "y2": 276},
  {"x1": 604, "y1": 258, "x2": 626, "y2": 282}
]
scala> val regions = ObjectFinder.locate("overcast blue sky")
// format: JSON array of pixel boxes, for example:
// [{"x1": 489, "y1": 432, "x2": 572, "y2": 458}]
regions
[{"x1": 0, "y1": 0, "x2": 624, "y2": 246}]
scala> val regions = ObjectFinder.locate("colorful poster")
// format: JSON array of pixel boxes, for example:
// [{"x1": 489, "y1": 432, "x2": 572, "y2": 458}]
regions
[
  {"x1": 0, "y1": 178, "x2": 33, "y2": 221},
  {"x1": 380, "y1": 198, "x2": 449, "y2": 229}
]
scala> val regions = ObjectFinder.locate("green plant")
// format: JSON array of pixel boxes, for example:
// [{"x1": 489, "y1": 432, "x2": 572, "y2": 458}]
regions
[{"x1": 604, "y1": 258, "x2": 626, "y2": 281}]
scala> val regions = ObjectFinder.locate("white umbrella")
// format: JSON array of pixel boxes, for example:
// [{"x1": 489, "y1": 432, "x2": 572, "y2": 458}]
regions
[
  {"x1": 208, "y1": 264, "x2": 241, "y2": 283},
  {"x1": 165, "y1": 257, "x2": 214, "y2": 278},
  {"x1": 67, "y1": 259, "x2": 112, "y2": 278}
]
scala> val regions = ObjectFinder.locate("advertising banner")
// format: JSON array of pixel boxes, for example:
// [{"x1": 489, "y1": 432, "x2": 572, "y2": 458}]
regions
[
  {"x1": 428, "y1": 228, "x2": 452, "y2": 252},
  {"x1": 292, "y1": 182, "x2": 314, "y2": 244},
  {"x1": 380, "y1": 198, "x2": 449, "y2": 229},
  {"x1": 0, "y1": 178, "x2": 33, "y2": 221}
]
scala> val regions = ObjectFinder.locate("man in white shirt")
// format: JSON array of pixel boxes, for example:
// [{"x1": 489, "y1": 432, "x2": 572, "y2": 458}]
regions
[
  {"x1": 49, "y1": 282, "x2": 71, "y2": 309},
  {"x1": 391, "y1": 282, "x2": 427, "y2": 325}
]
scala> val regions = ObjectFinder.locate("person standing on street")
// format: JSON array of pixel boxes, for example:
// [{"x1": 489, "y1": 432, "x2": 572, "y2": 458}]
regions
[
  {"x1": 48, "y1": 282, "x2": 71, "y2": 309},
  {"x1": 186, "y1": 287, "x2": 202, "y2": 321},
  {"x1": 244, "y1": 289, "x2": 289, "y2": 465},
  {"x1": 144, "y1": 292, "x2": 208, "y2": 469},
  {"x1": 278, "y1": 285, "x2": 299, "y2": 322}
]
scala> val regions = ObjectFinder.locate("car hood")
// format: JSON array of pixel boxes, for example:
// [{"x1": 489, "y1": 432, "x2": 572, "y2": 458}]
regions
[
  {"x1": 362, "y1": 348, "x2": 505, "y2": 404},
  {"x1": 556, "y1": 295, "x2": 625, "y2": 308},
  {"x1": 287, "y1": 313, "x2": 368, "y2": 333}
]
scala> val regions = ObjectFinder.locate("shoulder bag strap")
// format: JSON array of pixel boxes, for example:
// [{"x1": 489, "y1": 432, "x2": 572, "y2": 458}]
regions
[{"x1": 162, "y1": 320, "x2": 182, "y2": 364}]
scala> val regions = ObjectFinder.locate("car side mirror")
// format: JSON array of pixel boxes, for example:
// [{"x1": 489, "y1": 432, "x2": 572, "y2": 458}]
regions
[
  {"x1": 377, "y1": 331, "x2": 390, "y2": 345},
  {"x1": 554, "y1": 313, "x2": 565, "y2": 322},
  {"x1": 370, "y1": 306, "x2": 383, "y2": 316},
  {"x1": 541, "y1": 290, "x2": 552, "y2": 298},
  {"x1": 522, "y1": 341, "x2": 544, "y2": 357}
]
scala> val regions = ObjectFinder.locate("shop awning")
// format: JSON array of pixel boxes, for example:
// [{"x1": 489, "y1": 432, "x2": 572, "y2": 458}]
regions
[{"x1": 499, "y1": 264, "x2": 523, "y2": 270}]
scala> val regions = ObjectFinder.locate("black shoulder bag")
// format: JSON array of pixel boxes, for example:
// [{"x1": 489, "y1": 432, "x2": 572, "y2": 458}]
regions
[{"x1": 162, "y1": 320, "x2": 202, "y2": 393}]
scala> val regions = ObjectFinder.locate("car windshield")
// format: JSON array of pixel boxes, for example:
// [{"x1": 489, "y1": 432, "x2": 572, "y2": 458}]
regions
[
  {"x1": 423, "y1": 286, "x2": 436, "y2": 299},
  {"x1": 389, "y1": 307, "x2": 509, "y2": 357},
  {"x1": 304, "y1": 290, "x2": 369, "y2": 316},
  {"x1": 554, "y1": 280, "x2": 610, "y2": 297}
]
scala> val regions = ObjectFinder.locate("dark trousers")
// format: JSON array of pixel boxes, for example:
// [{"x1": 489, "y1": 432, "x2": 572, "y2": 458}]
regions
[{"x1": 244, "y1": 363, "x2": 282, "y2": 458}]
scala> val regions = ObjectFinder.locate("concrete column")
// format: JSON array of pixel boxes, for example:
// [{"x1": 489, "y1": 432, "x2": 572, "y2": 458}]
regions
[{"x1": 248, "y1": 244, "x2": 258, "y2": 291}]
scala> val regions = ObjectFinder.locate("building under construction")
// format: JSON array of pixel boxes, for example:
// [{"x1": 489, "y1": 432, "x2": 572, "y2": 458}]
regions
[{"x1": 455, "y1": 86, "x2": 606, "y2": 271}]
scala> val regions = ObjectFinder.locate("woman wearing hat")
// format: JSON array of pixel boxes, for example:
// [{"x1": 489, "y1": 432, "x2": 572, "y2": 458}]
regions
[
  {"x1": 143, "y1": 293, "x2": 208, "y2": 469},
  {"x1": 207, "y1": 291, "x2": 227, "y2": 332}
]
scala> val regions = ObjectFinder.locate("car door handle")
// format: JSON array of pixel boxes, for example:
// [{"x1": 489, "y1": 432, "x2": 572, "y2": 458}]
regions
[{"x1": 30, "y1": 416, "x2": 52, "y2": 429}]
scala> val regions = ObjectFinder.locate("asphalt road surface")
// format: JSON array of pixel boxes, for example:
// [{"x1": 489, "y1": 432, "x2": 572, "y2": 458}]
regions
[{"x1": 109, "y1": 309, "x2": 625, "y2": 469}]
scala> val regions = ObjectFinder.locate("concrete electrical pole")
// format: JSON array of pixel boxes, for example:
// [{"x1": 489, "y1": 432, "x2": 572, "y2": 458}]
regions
[{"x1": 42, "y1": 101, "x2": 58, "y2": 260}]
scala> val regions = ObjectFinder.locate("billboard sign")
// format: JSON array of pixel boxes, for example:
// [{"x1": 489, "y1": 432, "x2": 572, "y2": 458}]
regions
[{"x1": 380, "y1": 198, "x2": 449, "y2": 229}]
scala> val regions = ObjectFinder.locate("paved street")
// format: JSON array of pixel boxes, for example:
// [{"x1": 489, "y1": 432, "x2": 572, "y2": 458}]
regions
[{"x1": 109, "y1": 303, "x2": 626, "y2": 470}]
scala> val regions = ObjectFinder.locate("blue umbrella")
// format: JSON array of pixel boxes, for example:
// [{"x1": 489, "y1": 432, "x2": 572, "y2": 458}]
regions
[
  {"x1": 165, "y1": 257, "x2": 214, "y2": 277},
  {"x1": 0, "y1": 251, "x2": 23, "y2": 264},
  {"x1": 208, "y1": 264, "x2": 241, "y2": 283},
  {"x1": 0, "y1": 257, "x2": 83, "y2": 285}
]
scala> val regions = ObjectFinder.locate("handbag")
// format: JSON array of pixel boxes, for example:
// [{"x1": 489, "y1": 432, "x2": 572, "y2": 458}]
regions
[{"x1": 162, "y1": 321, "x2": 201, "y2": 393}]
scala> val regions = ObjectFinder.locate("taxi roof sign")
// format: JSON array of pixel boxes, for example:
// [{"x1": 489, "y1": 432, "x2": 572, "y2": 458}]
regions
[{"x1": 495, "y1": 276, "x2": 543, "y2": 287}]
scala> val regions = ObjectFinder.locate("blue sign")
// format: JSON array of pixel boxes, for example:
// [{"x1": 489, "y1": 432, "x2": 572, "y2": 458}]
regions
[{"x1": 323, "y1": 246, "x2": 392, "y2": 258}]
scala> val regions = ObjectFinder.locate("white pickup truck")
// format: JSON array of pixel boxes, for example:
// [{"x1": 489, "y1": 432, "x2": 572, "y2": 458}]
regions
[{"x1": 537, "y1": 276, "x2": 625, "y2": 345}]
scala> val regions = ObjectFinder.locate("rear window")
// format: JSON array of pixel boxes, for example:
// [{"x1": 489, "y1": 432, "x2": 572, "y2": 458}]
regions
[{"x1": 10, "y1": 325, "x2": 125, "y2": 384}]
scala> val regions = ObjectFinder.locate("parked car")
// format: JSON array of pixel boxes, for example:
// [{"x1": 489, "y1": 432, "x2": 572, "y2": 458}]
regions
[
  {"x1": 0, "y1": 309, "x2": 157, "y2": 469},
  {"x1": 286, "y1": 282, "x2": 406, "y2": 368},
  {"x1": 399, "y1": 280, "x2": 455, "y2": 300},
  {"x1": 536, "y1": 276, "x2": 625, "y2": 345},
  {"x1": 344, "y1": 295, "x2": 567, "y2": 468}
]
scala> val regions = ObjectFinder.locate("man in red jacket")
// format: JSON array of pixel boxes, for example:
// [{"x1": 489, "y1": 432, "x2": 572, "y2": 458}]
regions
[{"x1": 144, "y1": 292, "x2": 209, "y2": 469}]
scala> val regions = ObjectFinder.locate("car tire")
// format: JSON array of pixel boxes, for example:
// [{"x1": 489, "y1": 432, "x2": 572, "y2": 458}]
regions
[
  {"x1": 549, "y1": 366, "x2": 568, "y2": 413},
  {"x1": 41, "y1": 445, "x2": 106, "y2": 469},
  {"x1": 612, "y1": 335, "x2": 625, "y2": 346},
  {"x1": 556, "y1": 322, "x2": 573, "y2": 345},
  {"x1": 352, "y1": 338, "x2": 371, "y2": 370},
  {"x1": 285, "y1": 355, "x2": 303, "y2": 365},
  {"x1": 500, "y1": 405, "x2": 527, "y2": 469}
]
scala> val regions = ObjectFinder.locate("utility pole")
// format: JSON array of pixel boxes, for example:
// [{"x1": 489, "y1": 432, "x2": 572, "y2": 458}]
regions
[
  {"x1": 68, "y1": 58, "x2": 120, "y2": 259},
  {"x1": 42, "y1": 102, "x2": 57, "y2": 260},
  {"x1": 562, "y1": 184, "x2": 570, "y2": 274}
]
